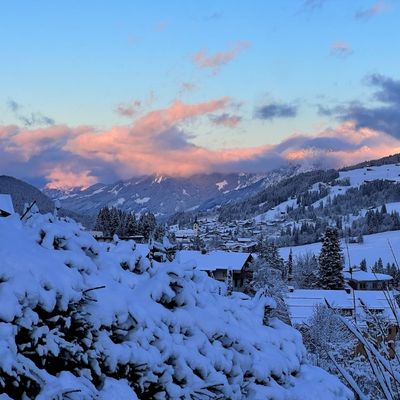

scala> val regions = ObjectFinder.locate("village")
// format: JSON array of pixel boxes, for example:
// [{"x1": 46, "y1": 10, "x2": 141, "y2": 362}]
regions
[{"x1": 2, "y1": 192, "x2": 397, "y2": 352}]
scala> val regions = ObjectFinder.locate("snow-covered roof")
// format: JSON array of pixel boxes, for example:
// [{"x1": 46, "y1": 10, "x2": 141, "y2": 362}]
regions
[
  {"x1": 343, "y1": 270, "x2": 393, "y2": 282},
  {"x1": 285, "y1": 289, "x2": 398, "y2": 325},
  {"x1": 178, "y1": 250, "x2": 253, "y2": 271},
  {"x1": 174, "y1": 229, "x2": 195, "y2": 237},
  {"x1": 0, "y1": 194, "x2": 15, "y2": 216}
]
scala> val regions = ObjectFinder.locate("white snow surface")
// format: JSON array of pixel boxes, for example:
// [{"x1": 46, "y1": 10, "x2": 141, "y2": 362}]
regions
[
  {"x1": 0, "y1": 214, "x2": 352, "y2": 399},
  {"x1": 135, "y1": 197, "x2": 150, "y2": 204},
  {"x1": 280, "y1": 230, "x2": 400, "y2": 268},
  {"x1": 216, "y1": 180, "x2": 228, "y2": 191}
]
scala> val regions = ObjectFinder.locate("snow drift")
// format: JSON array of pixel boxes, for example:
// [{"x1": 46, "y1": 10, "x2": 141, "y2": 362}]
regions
[{"x1": 0, "y1": 213, "x2": 352, "y2": 399}]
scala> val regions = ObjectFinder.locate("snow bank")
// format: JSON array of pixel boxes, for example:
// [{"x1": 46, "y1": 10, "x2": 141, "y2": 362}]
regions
[{"x1": 0, "y1": 213, "x2": 352, "y2": 399}]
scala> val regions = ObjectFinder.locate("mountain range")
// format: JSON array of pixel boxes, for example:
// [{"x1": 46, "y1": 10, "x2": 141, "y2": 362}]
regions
[{"x1": 44, "y1": 165, "x2": 307, "y2": 218}]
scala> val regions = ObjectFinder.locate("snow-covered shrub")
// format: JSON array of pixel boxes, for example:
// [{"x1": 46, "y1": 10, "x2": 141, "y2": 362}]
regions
[{"x1": 0, "y1": 213, "x2": 352, "y2": 399}]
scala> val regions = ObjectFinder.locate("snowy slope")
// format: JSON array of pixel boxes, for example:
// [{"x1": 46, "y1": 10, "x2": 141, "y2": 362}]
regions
[
  {"x1": 314, "y1": 163, "x2": 400, "y2": 207},
  {"x1": 280, "y1": 230, "x2": 400, "y2": 268},
  {"x1": 0, "y1": 213, "x2": 351, "y2": 399}
]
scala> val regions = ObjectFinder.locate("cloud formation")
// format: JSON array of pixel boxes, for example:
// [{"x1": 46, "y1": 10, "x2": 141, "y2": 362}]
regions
[
  {"x1": 255, "y1": 102, "x2": 298, "y2": 120},
  {"x1": 319, "y1": 74, "x2": 400, "y2": 139},
  {"x1": 192, "y1": 41, "x2": 250, "y2": 74},
  {"x1": 355, "y1": 1, "x2": 389, "y2": 19},
  {"x1": 210, "y1": 113, "x2": 241, "y2": 128},
  {"x1": 115, "y1": 100, "x2": 142, "y2": 117},
  {"x1": 6, "y1": 99, "x2": 55, "y2": 127},
  {"x1": 330, "y1": 41, "x2": 353, "y2": 58},
  {"x1": 2, "y1": 87, "x2": 400, "y2": 189},
  {"x1": 300, "y1": 0, "x2": 327, "y2": 12}
]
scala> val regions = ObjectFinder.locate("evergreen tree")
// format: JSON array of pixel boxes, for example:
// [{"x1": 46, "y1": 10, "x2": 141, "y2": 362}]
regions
[
  {"x1": 258, "y1": 241, "x2": 285, "y2": 278},
  {"x1": 359, "y1": 258, "x2": 367, "y2": 272},
  {"x1": 287, "y1": 249, "x2": 293, "y2": 282},
  {"x1": 318, "y1": 227, "x2": 344, "y2": 289},
  {"x1": 138, "y1": 212, "x2": 156, "y2": 240},
  {"x1": 109, "y1": 207, "x2": 120, "y2": 236},
  {"x1": 372, "y1": 257, "x2": 384, "y2": 273},
  {"x1": 125, "y1": 213, "x2": 137, "y2": 236}
]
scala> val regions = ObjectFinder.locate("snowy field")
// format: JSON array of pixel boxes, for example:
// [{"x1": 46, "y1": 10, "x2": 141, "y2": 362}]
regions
[{"x1": 280, "y1": 229, "x2": 400, "y2": 268}]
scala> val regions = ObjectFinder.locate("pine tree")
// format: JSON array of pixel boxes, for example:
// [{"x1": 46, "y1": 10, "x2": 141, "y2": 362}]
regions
[
  {"x1": 372, "y1": 257, "x2": 384, "y2": 273},
  {"x1": 138, "y1": 212, "x2": 156, "y2": 240},
  {"x1": 258, "y1": 241, "x2": 285, "y2": 278},
  {"x1": 287, "y1": 249, "x2": 293, "y2": 282},
  {"x1": 318, "y1": 227, "x2": 344, "y2": 289},
  {"x1": 359, "y1": 258, "x2": 367, "y2": 272},
  {"x1": 125, "y1": 213, "x2": 137, "y2": 236},
  {"x1": 109, "y1": 207, "x2": 120, "y2": 236}
]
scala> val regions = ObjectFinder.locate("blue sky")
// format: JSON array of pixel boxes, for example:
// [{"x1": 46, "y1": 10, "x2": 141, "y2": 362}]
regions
[{"x1": 0, "y1": 1, "x2": 399, "y2": 187}]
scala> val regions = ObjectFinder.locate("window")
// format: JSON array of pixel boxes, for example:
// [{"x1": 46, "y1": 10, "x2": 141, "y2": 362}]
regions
[{"x1": 360, "y1": 283, "x2": 366, "y2": 289}]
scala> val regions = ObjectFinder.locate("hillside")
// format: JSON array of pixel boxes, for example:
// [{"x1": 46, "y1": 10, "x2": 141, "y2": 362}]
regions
[
  {"x1": 0, "y1": 212, "x2": 351, "y2": 399},
  {"x1": 0, "y1": 175, "x2": 55, "y2": 214},
  {"x1": 0, "y1": 175, "x2": 93, "y2": 227}
]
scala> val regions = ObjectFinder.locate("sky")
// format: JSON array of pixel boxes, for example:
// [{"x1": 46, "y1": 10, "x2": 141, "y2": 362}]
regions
[{"x1": 0, "y1": 0, "x2": 400, "y2": 188}]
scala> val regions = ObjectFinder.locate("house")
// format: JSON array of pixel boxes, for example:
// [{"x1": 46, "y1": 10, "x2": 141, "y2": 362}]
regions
[
  {"x1": 178, "y1": 250, "x2": 254, "y2": 291},
  {"x1": 344, "y1": 269, "x2": 393, "y2": 290},
  {"x1": 285, "y1": 288, "x2": 398, "y2": 325},
  {"x1": 285, "y1": 288, "x2": 399, "y2": 356},
  {"x1": 0, "y1": 194, "x2": 15, "y2": 217}
]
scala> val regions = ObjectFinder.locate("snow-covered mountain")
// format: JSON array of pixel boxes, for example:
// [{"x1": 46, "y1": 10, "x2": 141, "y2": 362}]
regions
[{"x1": 45, "y1": 166, "x2": 304, "y2": 217}]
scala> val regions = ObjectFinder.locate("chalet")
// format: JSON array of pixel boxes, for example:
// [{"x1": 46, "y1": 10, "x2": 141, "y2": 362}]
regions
[
  {"x1": 285, "y1": 288, "x2": 399, "y2": 356},
  {"x1": 178, "y1": 250, "x2": 254, "y2": 291},
  {"x1": 0, "y1": 194, "x2": 15, "y2": 217},
  {"x1": 285, "y1": 288, "x2": 398, "y2": 325},
  {"x1": 344, "y1": 269, "x2": 392, "y2": 290}
]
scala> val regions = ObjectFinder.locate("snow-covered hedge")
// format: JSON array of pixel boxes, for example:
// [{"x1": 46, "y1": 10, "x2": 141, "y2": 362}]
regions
[{"x1": 0, "y1": 213, "x2": 352, "y2": 399}]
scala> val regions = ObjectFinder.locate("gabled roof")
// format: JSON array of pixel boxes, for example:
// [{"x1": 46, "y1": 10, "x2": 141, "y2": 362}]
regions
[
  {"x1": 285, "y1": 289, "x2": 398, "y2": 325},
  {"x1": 0, "y1": 194, "x2": 15, "y2": 216},
  {"x1": 178, "y1": 250, "x2": 253, "y2": 271},
  {"x1": 343, "y1": 270, "x2": 392, "y2": 282}
]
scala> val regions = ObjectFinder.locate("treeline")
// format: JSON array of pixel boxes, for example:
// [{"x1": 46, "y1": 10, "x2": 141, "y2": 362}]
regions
[
  {"x1": 93, "y1": 207, "x2": 165, "y2": 240},
  {"x1": 340, "y1": 152, "x2": 400, "y2": 171},
  {"x1": 218, "y1": 169, "x2": 339, "y2": 222}
]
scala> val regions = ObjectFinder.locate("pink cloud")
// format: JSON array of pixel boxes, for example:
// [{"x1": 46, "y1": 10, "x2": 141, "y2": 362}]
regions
[
  {"x1": 1, "y1": 98, "x2": 400, "y2": 189},
  {"x1": 45, "y1": 166, "x2": 97, "y2": 189},
  {"x1": 355, "y1": 1, "x2": 390, "y2": 19},
  {"x1": 130, "y1": 97, "x2": 231, "y2": 135},
  {"x1": 2, "y1": 125, "x2": 75, "y2": 160},
  {"x1": 192, "y1": 41, "x2": 251, "y2": 74}
]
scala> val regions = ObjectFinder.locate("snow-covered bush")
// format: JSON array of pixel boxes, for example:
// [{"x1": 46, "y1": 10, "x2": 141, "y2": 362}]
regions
[{"x1": 0, "y1": 213, "x2": 352, "y2": 399}]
